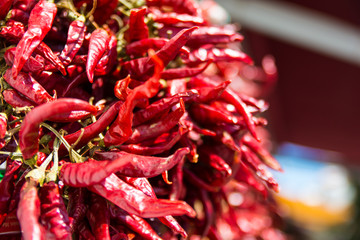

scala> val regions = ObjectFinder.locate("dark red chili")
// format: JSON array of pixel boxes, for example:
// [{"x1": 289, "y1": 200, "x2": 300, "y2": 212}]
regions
[
  {"x1": 86, "y1": 194, "x2": 110, "y2": 240},
  {"x1": 160, "y1": 60, "x2": 212, "y2": 80},
  {"x1": 151, "y1": 9, "x2": 205, "y2": 26},
  {"x1": 5, "y1": 47, "x2": 44, "y2": 73},
  {"x1": 67, "y1": 187, "x2": 88, "y2": 233},
  {"x1": 0, "y1": 0, "x2": 14, "y2": 20},
  {"x1": 39, "y1": 182, "x2": 72, "y2": 240},
  {"x1": 146, "y1": 0, "x2": 201, "y2": 16},
  {"x1": 12, "y1": 0, "x2": 57, "y2": 79}
]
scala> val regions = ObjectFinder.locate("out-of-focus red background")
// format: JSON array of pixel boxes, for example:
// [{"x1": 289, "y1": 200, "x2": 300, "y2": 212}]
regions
[{"x1": 241, "y1": 0, "x2": 360, "y2": 162}]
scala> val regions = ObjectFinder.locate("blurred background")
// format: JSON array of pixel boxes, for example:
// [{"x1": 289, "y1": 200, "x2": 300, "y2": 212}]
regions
[{"x1": 210, "y1": 0, "x2": 360, "y2": 239}]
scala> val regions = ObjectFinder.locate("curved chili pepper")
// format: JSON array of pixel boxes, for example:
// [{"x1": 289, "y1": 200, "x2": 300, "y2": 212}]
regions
[
  {"x1": 88, "y1": 173, "x2": 196, "y2": 218},
  {"x1": 60, "y1": 18, "x2": 87, "y2": 66},
  {"x1": 104, "y1": 55, "x2": 163, "y2": 146},
  {"x1": 184, "y1": 47, "x2": 253, "y2": 66},
  {"x1": 189, "y1": 103, "x2": 238, "y2": 125},
  {"x1": 110, "y1": 205, "x2": 162, "y2": 240},
  {"x1": 61, "y1": 101, "x2": 122, "y2": 153},
  {"x1": 0, "y1": 113, "x2": 7, "y2": 140},
  {"x1": 126, "y1": 38, "x2": 189, "y2": 58},
  {"x1": 126, "y1": 99, "x2": 185, "y2": 144},
  {"x1": 17, "y1": 179, "x2": 46, "y2": 240},
  {"x1": 188, "y1": 77, "x2": 231, "y2": 103},
  {"x1": 124, "y1": 177, "x2": 187, "y2": 238},
  {"x1": 86, "y1": 194, "x2": 110, "y2": 240},
  {"x1": 39, "y1": 182, "x2": 71, "y2": 240},
  {"x1": 19, "y1": 98, "x2": 98, "y2": 159},
  {"x1": 151, "y1": 9, "x2": 205, "y2": 26},
  {"x1": 77, "y1": 221, "x2": 95, "y2": 240},
  {"x1": 146, "y1": 0, "x2": 201, "y2": 16},
  {"x1": 132, "y1": 90, "x2": 197, "y2": 127},
  {"x1": 0, "y1": 159, "x2": 22, "y2": 221},
  {"x1": 186, "y1": 26, "x2": 244, "y2": 47},
  {"x1": 60, "y1": 147, "x2": 189, "y2": 186},
  {"x1": 127, "y1": 8, "x2": 149, "y2": 43},
  {"x1": 118, "y1": 127, "x2": 185, "y2": 155},
  {"x1": 123, "y1": 27, "x2": 197, "y2": 81},
  {"x1": 94, "y1": 32, "x2": 118, "y2": 76},
  {"x1": 86, "y1": 29, "x2": 110, "y2": 83},
  {"x1": 12, "y1": 0, "x2": 57, "y2": 79},
  {"x1": 3, "y1": 69, "x2": 54, "y2": 106},
  {"x1": 160, "y1": 60, "x2": 212, "y2": 80}
]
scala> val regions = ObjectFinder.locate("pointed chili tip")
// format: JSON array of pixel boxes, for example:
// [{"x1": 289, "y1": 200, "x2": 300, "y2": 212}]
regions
[{"x1": 87, "y1": 71, "x2": 94, "y2": 83}]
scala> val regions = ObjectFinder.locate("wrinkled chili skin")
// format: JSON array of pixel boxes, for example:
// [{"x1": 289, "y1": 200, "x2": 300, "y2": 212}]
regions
[
  {"x1": 87, "y1": 194, "x2": 110, "y2": 240},
  {"x1": 127, "y1": 8, "x2": 149, "y2": 43},
  {"x1": 39, "y1": 182, "x2": 72, "y2": 240},
  {"x1": 12, "y1": 0, "x2": 57, "y2": 79},
  {"x1": 86, "y1": 29, "x2": 110, "y2": 83},
  {"x1": 17, "y1": 179, "x2": 46, "y2": 240},
  {"x1": 0, "y1": 159, "x2": 22, "y2": 218},
  {"x1": 0, "y1": 0, "x2": 13, "y2": 20},
  {"x1": 67, "y1": 187, "x2": 88, "y2": 233},
  {"x1": 0, "y1": 113, "x2": 7, "y2": 139}
]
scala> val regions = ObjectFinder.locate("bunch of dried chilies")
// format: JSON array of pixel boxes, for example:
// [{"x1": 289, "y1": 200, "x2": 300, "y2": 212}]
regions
[{"x1": 0, "y1": 0, "x2": 286, "y2": 239}]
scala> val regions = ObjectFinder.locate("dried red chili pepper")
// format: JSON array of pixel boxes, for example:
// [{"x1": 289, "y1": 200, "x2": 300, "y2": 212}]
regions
[
  {"x1": 86, "y1": 29, "x2": 110, "y2": 83},
  {"x1": 77, "y1": 221, "x2": 95, "y2": 240},
  {"x1": 189, "y1": 103, "x2": 238, "y2": 125},
  {"x1": 94, "y1": 32, "x2": 118, "y2": 76},
  {"x1": 126, "y1": 99, "x2": 185, "y2": 144},
  {"x1": 124, "y1": 177, "x2": 188, "y2": 238},
  {"x1": 86, "y1": 194, "x2": 110, "y2": 240},
  {"x1": 60, "y1": 147, "x2": 189, "y2": 186},
  {"x1": 67, "y1": 187, "x2": 88, "y2": 233},
  {"x1": 0, "y1": 113, "x2": 7, "y2": 140},
  {"x1": 39, "y1": 182, "x2": 72, "y2": 240},
  {"x1": 184, "y1": 47, "x2": 253, "y2": 66},
  {"x1": 3, "y1": 69, "x2": 54, "y2": 106},
  {"x1": 123, "y1": 27, "x2": 197, "y2": 81},
  {"x1": 88, "y1": 173, "x2": 196, "y2": 218},
  {"x1": 126, "y1": 38, "x2": 189, "y2": 58},
  {"x1": 0, "y1": 159, "x2": 22, "y2": 223},
  {"x1": 127, "y1": 8, "x2": 149, "y2": 43},
  {"x1": 110, "y1": 204, "x2": 162, "y2": 240},
  {"x1": 5, "y1": 47, "x2": 44, "y2": 73},
  {"x1": 146, "y1": 0, "x2": 201, "y2": 16},
  {"x1": 12, "y1": 0, "x2": 57, "y2": 79},
  {"x1": 160, "y1": 60, "x2": 212, "y2": 80},
  {"x1": 17, "y1": 179, "x2": 46, "y2": 240},
  {"x1": 60, "y1": 18, "x2": 87, "y2": 66},
  {"x1": 0, "y1": 0, "x2": 14, "y2": 20},
  {"x1": 151, "y1": 9, "x2": 205, "y2": 26},
  {"x1": 19, "y1": 98, "x2": 98, "y2": 159}
]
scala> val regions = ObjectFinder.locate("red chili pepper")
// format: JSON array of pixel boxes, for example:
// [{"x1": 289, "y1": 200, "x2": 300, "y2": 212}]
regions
[
  {"x1": 87, "y1": 173, "x2": 196, "y2": 218},
  {"x1": 0, "y1": 159, "x2": 22, "y2": 222},
  {"x1": 0, "y1": 113, "x2": 7, "y2": 140},
  {"x1": 5, "y1": 47, "x2": 44, "y2": 73},
  {"x1": 126, "y1": 99, "x2": 185, "y2": 144},
  {"x1": 94, "y1": 32, "x2": 118, "y2": 76},
  {"x1": 126, "y1": 38, "x2": 189, "y2": 58},
  {"x1": 17, "y1": 179, "x2": 46, "y2": 240},
  {"x1": 60, "y1": 18, "x2": 87, "y2": 66},
  {"x1": 184, "y1": 47, "x2": 253, "y2": 66},
  {"x1": 199, "y1": 147, "x2": 232, "y2": 178},
  {"x1": 9, "y1": 8, "x2": 30, "y2": 24},
  {"x1": 188, "y1": 78, "x2": 231, "y2": 103},
  {"x1": 160, "y1": 60, "x2": 212, "y2": 80},
  {"x1": 67, "y1": 187, "x2": 88, "y2": 233},
  {"x1": 151, "y1": 8, "x2": 205, "y2": 26},
  {"x1": 146, "y1": 0, "x2": 201, "y2": 16},
  {"x1": 77, "y1": 221, "x2": 95, "y2": 240},
  {"x1": 60, "y1": 147, "x2": 189, "y2": 186},
  {"x1": 39, "y1": 182, "x2": 72, "y2": 240},
  {"x1": 86, "y1": 194, "x2": 110, "y2": 240},
  {"x1": 123, "y1": 27, "x2": 197, "y2": 81},
  {"x1": 0, "y1": 0, "x2": 14, "y2": 20},
  {"x1": 12, "y1": 0, "x2": 57, "y2": 79},
  {"x1": 127, "y1": 8, "x2": 149, "y2": 43},
  {"x1": 62, "y1": 71, "x2": 88, "y2": 97},
  {"x1": 124, "y1": 177, "x2": 188, "y2": 238},
  {"x1": 186, "y1": 26, "x2": 244, "y2": 47},
  {"x1": 61, "y1": 101, "x2": 122, "y2": 153},
  {"x1": 3, "y1": 69, "x2": 54, "y2": 106},
  {"x1": 119, "y1": 127, "x2": 186, "y2": 155},
  {"x1": 19, "y1": 98, "x2": 98, "y2": 159},
  {"x1": 110, "y1": 204, "x2": 162, "y2": 240},
  {"x1": 242, "y1": 134, "x2": 282, "y2": 171},
  {"x1": 189, "y1": 103, "x2": 238, "y2": 125},
  {"x1": 86, "y1": 29, "x2": 110, "y2": 83},
  {"x1": 104, "y1": 55, "x2": 163, "y2": 146}
]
